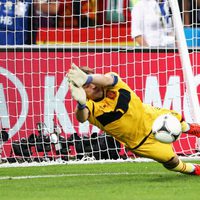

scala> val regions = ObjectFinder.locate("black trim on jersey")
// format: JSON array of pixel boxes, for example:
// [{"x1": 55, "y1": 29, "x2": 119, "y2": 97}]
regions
[
  {"x1": 130, "y1": 131, "x2": 152, "y2": 150},
  {"x1": 96, "y1": 89, "x2": 131, "y2": 126},
  {"x1": 92, "y1": 102, "x2": 95, "y2": 116}
]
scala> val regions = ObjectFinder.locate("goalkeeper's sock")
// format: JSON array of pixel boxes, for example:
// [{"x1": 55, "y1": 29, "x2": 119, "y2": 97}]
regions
[
  {"x1": 181, "y1": 121, "x2": 190, "y2": 132},
  {"x1": 171, "y1": 160, "x2": 195, "y2": 174}
]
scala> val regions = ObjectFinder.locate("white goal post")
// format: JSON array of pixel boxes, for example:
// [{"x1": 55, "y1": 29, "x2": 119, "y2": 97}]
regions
[
  {"x1": 169, "y1": 0, "x2": 200, "y2": 151},
  {"x1": 169, "y1": 0, "x2": 200, "y2": 123},
  {"x1": 0, "y1": 0, "x2": 200, "y2": 166}
]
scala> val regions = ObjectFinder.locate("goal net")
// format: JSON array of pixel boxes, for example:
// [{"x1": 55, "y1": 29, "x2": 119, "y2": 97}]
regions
[{"x1": 0, "y1": 0, "x2": 200, "y2": 165}]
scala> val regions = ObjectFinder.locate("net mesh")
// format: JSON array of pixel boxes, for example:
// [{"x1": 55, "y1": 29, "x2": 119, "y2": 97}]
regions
[{"x1": 0, "y1": 0, "x2": 200, "y2": 165}]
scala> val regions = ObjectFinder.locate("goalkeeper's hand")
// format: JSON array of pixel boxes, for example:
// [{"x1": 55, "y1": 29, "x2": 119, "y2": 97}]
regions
[
  {"x1": 67, "y1": 63, "x2": 90, "y2": 87},
  {"x1": 69, "y1": 82, "x2": 86, "y2": 106}
]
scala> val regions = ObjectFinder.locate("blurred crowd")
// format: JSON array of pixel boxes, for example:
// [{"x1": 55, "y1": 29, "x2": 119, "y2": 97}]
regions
[
  {"x1": 179, "y1": 0, "x2": 200, "y2": 27},
  {"x1": 0, "y1": 0, "x2": 199, "y2": 45}
]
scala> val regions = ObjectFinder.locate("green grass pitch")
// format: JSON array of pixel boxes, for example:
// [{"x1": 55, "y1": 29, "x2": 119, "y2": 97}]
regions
[{"x1": 0, "y1": 161, "x2": 200, "y2": 200}]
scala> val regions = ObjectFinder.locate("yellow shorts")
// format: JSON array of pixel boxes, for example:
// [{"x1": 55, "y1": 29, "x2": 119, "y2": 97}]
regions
[
  {"x1": 132, "y1": 106, "x2": 182, "y2": 163},
  {"x1": 132, "y1": 133, "x2": 176, "y2": 163}
]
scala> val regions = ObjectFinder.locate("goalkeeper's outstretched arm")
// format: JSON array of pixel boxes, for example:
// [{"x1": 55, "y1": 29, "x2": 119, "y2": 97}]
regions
[
  {"x1": 75, "y1": 106, "x2": 89, "y2": 123},
  {"x1": 67, "y1": 63, "x2": 115, "y2": 87},
  {"x1": 68, "y1": 82, "x2": 89, "y2": 123},
  {"x1": 67, "y1": 63, "x2": 117, "y2": 123}
]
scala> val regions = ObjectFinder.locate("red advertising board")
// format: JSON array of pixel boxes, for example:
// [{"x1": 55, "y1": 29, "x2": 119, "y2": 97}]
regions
[{"x1": 0, "y1": 49, "x2": 200, "y2": 157}]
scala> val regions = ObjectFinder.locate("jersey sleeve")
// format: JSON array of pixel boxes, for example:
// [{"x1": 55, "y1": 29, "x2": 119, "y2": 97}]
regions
[
  {"x1": 105, "y1": 72, "x2": 120, "y2": 87},
  {"x1": 86, "y1": 100, "x2": 97, "y2": 125}
]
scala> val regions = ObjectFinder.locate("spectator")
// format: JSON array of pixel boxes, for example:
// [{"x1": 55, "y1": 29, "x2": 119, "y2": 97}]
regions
[
  {"x1": 57, "y1": 0, "x2": 97, "y2": 28},
  {"x1": 178, "y1": 0, "x2": 200, "y2": 27},
  {"x1": 57, "y1": 0, "x2": 79, "y2": 28},
  {"x1": 0, "y1": 0, "x2": 59, "y2": 45},
  {"x1": 193, "y1": 0, "x2": 200, "y2": 27},
  {"x1": 178, "y1": 0, "x2": 190, "y2": 26},
  {"x1": 33, "y1": 0, "x2": 59, "y2": 43},
  {"x1": 80, "y1": 0, "x2": 96, "y2": 27},
  {"x1": 131, "y1": 0, "x2": 175, "y2": 47}
]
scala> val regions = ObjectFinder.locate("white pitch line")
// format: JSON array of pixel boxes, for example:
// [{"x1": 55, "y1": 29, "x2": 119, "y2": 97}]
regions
[{"x1": 0, "y1": 172, "x2": 173, "y2": 180}]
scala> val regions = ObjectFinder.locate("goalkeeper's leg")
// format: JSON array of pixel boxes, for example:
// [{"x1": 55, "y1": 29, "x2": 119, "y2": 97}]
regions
[
  {"x1": 133, "y1": 136, "x2": 200, "y2": 175},
  {"x1": 163, "y1": 155, "x2": 200, "y2": 175}
]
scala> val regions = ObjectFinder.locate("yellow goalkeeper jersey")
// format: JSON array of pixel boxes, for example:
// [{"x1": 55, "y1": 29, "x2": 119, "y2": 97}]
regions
[{"x1": 86, "y1": 73, "x2": 182, "y2": 149}]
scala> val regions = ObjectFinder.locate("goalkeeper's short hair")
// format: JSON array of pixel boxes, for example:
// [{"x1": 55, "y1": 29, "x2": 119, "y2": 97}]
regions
[{"x1": 80, "y1": 66, "x2": 94, "y2": 74}]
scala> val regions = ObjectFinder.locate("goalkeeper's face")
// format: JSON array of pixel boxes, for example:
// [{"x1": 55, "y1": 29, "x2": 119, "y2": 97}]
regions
[{"x1": 83, "y1": 83, "x2": 104, "y2": 101}]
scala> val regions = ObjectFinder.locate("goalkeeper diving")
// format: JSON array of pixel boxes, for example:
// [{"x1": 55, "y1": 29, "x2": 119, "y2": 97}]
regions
[{"x1": 67, "y1": 63, "x2": 200, "y2": 176}]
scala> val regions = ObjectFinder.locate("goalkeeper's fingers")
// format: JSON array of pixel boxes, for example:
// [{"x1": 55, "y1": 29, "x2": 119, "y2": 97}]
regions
[
  {"x1": 69, "y1": 82, "x2": 78, "y2": 101},
  {"x1": 69, "y1": 82, "x2": 86, "y2": 105},
  {"x1": 67, "y1": 67, "x2": 88, "y2": 87},
  {"x1": 67, "y1": 69, "x2": 76, "y2": 77},
  {"x1": 67, "y1": 70, "x2": 77, "y2": 84},
  {"x1": 67, "y1": 70, "x2": 79, "y2": 85},
  {"x1": 69, "y1": 81, "x2": 80, "y2": 98},
  {"x1": 69, "y1": 81, "x2": 75, "y2": 92},
  {"x1": 71, "y1": 63, "x2": 80, "y2": 71}
]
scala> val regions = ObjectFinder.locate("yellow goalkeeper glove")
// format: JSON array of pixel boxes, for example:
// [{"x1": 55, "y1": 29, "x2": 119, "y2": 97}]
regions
[
  {"x1": 67, "y1": 63, "x2": 93, "y2": 87},
  {"x1": 69, "y1": 82, "x2": 86, "y2": 106}
]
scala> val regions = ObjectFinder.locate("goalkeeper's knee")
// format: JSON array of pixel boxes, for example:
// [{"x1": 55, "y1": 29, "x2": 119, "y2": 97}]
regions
[{"x1": 162, "y1": 156, "x2": 180, "y2": 170}]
